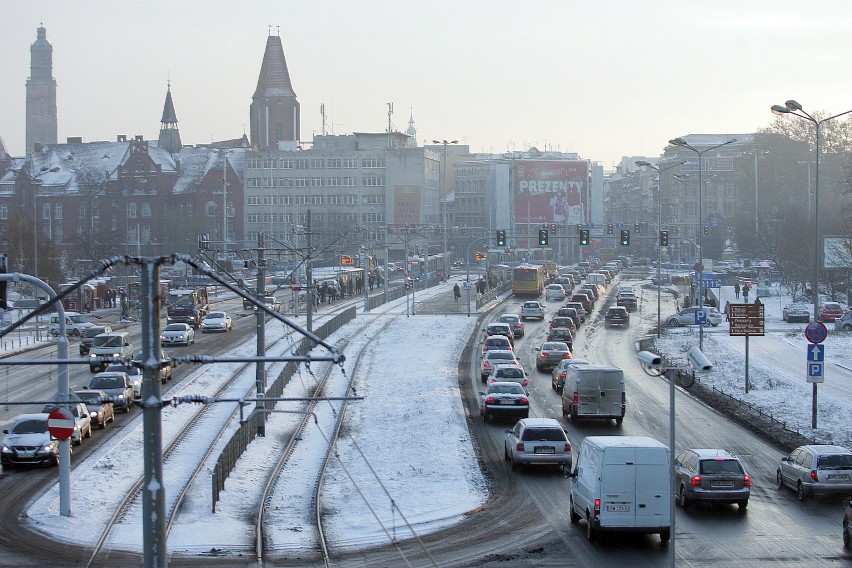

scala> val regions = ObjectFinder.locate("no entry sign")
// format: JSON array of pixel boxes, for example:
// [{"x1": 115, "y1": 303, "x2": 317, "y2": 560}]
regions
[{"x1": 47, "y1": 406, "x2": 75, "y2": 440}]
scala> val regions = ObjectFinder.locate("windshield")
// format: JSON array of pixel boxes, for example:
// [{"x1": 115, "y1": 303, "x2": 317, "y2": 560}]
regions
[
  {"x1": 207, "y1": 312, "x2": 225, "y2": 319},
  {"x1": 89, "y1": 375, "x2": 125, "y2": 389},
  {"x1": 164, "y1": 324, "x2": 187, "y2": 331},
  {"x1": 521, "y1": 427, "x2": 566, "y2": 442},
  {"x1": 92, "y1": 335, "x2": 122, "y2": 348},
  {"x1": 488, "y1": 385, "x2": 524, "y2": 395},
  {"x1": 68, "y1": 314, "x2": 90, "y2": 324},
  {"x1": 12, "y1": 419, "x2": 49, "y2": 434}
]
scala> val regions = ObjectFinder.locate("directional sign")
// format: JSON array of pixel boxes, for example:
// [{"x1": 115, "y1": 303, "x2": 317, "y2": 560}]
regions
[
  {"x1": 807, "y1": 344, "x2": 825, "y2": 362},
  {"x1": 47, "y1": 406, "x2": 75, "y2": 440},
  {"x1": 463, "y1": 281, "x2": 472, "y2": 291},
  {"x1": 804, "y1": 321, "x2": 828, "y2": 344},
  {"x1": 702, "y1": 277, "x2": 720, "y2": 288},
  {"x1": 807, "y1": 361, "x2": 824, "y2": 383},
  {"x1": 729, "y1": 304, "x2": 765, "y2": 336}
]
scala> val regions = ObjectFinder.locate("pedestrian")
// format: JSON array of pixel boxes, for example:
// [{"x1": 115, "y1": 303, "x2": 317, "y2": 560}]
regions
[
  {"x1": 724, "y1": 301, "x2": 731, "y2": 322},
  {"x1": 734, "y1": 282, "x2": 740, "y2": 299},
  {"x1": 453, "y1": 283, "x2": 461, "y2": 301},
  {"x1": 754, "y1": 296, "x2": 762, "y2": 305},
  {"x1": 743, "y1": 283, "x2": 750, "y2": 303}
]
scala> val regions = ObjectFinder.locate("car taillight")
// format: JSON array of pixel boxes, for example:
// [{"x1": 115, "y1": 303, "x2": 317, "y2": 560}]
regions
[
  {"x1": 559, "y1": 372, "x2": 566, "y2": 379},
  {"x1": 520, "y1": 397, "x2": 529, "y2": 404},
  {"x1": 743, "y1": 475, "x2": 751, "y2": 487},
  {"x1": 563, "y1": 353, "x2": 571, "y2": 358},
  {"x1": 516, "y1": 443, "x2": 525, "y2": 452},
  {"x1": 593, "y1": 498, "x2": 600, "y2": 517},
  {"x1": 690, "y1": 475, "x2": 701, "y2": 487},
  {"x1": 621, "y1": 393, "x2": 626, "y2": 407},
  {"x1": 573, "y1": 391, "x2": 578, "y2": 405},
  {"x1": 485, "y1": 397, "x2": 495, "y2": 404},
  {"x1": 811, "y1": 470, "x2": 818, "y2": 482},
  {"x1": 483, "y1": 362, "x2": 490, "y2": 367},
  {"x1": 539, "y1": 352, "x2": 547, "y2": 358},
  {"x1": 489, "y1": 378, "x2": 496, "y2": 384},
  {"x1": 507, "y1": 346, "x2": 512, "y2": 350},
  {"x1": 522, "y1": 379, "x2": 529, "y2": 386},
  {"x1": 564, "y1": 442, "x2": 572, "y2": 452}
]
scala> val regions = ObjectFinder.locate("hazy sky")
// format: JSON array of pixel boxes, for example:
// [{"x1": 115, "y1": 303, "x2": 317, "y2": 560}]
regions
[{"x1": 2, "y1": 1, "x2": 851, "y2": 169}]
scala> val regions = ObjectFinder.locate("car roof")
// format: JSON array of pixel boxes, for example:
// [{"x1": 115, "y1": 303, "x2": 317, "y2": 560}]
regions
[
  {"x1": 687, "y1": 448, "x2": 738, "y2": 459},
  {"x1": 485, "y1": 350, "x2": 515, "y2": 357},
  {"x1": 797, "y1": 444, "x2": 852, "y2": 455},
  {"x1": 10, "y1": 413, "x2": 50, "y2": 423},
  {"x1": 517, "y1": 417, "x2": 562, "y2": 428},
  {"x1": 542, "y1": 342, "x2": 569, "y2": 349},
  {"x1": 485, "y1": 335, "x2": 511, "y2": 342}
]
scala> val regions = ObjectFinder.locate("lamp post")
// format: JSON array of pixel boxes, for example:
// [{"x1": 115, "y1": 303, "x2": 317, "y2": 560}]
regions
[
  {"x1": 433, "y1": 139, "x2": 457, "y2": 282},
  {"x1": 636, "y1": 160, "x2": 687, "y2": 338},
  {"x1": 668, "y1": 137, "x2": 737, "y2": 350},
  {"x1": 770, "y1": 100, "x2": 852, "y2": 429}
]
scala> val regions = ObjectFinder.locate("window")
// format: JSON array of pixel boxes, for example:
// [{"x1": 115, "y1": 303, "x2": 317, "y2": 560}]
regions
[
  {"x1": 362, "y1": 158, "x2": 385, "y2": 168},
  {"x1": 128, "y1": 202, "x2": 137, "y2": 218},
  {"x1": 363, "y1": 175, "x2": 385, "y2": 186},
  {"x1": 0, "y1": 203, "x2": 8, "y2": 220},
  {"x1": 247, "y1": 213, "x2": 261, "y2": 223},
  {"x1": 311, "y1": 177, "x2": 324, "y2": 187},
  {"x1": 365, "y1": 194, "x2": 385, "y2": 204},
  {"x1": 248, "y1": 178, "x2": 261, "y2": 188},
  {"x1": 280, "y1": 159, "x2": 293, "y2": 169},
  {"x1": 327, "y1": 195, "x2": 341, "y2": 205},
  {"x1": 205, "y1": 201, "x2": 217, "y2": 217},
  {"x1": 311, "y1": 158, "x2": 324, "y2": 168},
  {"x1": 327, "y1": 177, "x2": 341, "y2": 187},
  {"x1": 344, "y1": 195, "x2": 358, "y2": 205},
  {"x1": 312, "y1": 195, "x2": 324, "y2": 205},
  {"x1": 141, "y1": 202, "x2": 151, "y2": 218},
  {"x1": 295, "y1": 159, "x2": 310, "y2": 169},
  {"x1": 248, "y1": 196, "x2": 262, "y2": 206},
  {"x1": 247, "y1": 159, "x2": 260, "y2": 169},
  {"x1": 295, "y1": 195, "x2": 309, "y2": 206},
  {"x1": 342, "y1": 177, "x2": 357, "y2": 186},
  {"x1": 343, "y1": 158, "x2": 358, "y2": 168},
  {"x1": 295, "y1": 177, "x2": 309, "y2": 187},
  {"x1": 327, "y1": 158, "x2": 341, "y2": 169}
]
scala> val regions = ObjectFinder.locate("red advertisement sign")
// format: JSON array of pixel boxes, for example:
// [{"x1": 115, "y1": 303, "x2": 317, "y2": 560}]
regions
[
  {"x1": 394, "y1": 185, "x2": 422, "y2": 224},
  {"x1": 514, "y1": 160, "x2": 588, "y2": 225}
]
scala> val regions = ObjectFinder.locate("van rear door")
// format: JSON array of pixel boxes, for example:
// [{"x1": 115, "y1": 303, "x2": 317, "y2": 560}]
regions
[
  {"x1": 634, "y1": 449, "x2": 670, "y2": 528},
  {"x1": 576, "y1": 370, "x2": 624, "y2": 419},
  {"x1": 599, "y1": 370, "x2": 625, "y2": 418},
  {"x1": 599, "y1": 448, "x2": 637, "y2": 528}
]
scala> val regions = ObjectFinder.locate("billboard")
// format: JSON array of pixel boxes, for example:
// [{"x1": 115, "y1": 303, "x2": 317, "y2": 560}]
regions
[
  {"x1": 393, "y1": 185, "x2": 422, "y2": 224},
  {"x1": 514, "y1": 160, "x2": 588, "y2": 225}
]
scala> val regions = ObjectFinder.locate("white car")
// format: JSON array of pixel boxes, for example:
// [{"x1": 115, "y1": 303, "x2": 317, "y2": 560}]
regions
[
  {"x1": 201, "y1": 311, "x2": 233, "y2": 332},
  {"x1": 666, "y1": 306, "x2": 723, "y2": 327},
  {"x1": 520, "y1": 301, "x2": 545, "y2": 321},
  {"x1": 480, "y1": 350, "x2": 520, "y2": 383},
  {"x1": 545, "y1": 284, "x2": 566, "y2": 302},
  {"x1": 161, "y1": 322, "x2": 195, "y2": 345}
]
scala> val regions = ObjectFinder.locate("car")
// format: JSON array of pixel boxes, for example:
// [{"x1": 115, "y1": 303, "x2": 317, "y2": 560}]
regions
[
  {"x1": 836, "y1": 310, "x2": 852, "y2": 332},
  {"x1": 549, "y1": 315, "x2": 577, "y2": 333},
  {"x1": 255, "y1": 296, "x2": 282, "y2": 312},
  {"x1": 87, "y1": 371, "x2": 135, "y2": 412},
  {"x1": 666, "y1": 306, "x2": 723, "y2": 327},
  {"x1": 491, "y1": 364, "x2": 530, "y2": 391},
  {"x1": 1, "y1": 413, "x2": 61, "y2": 468},
  {"x1": 545, "y1": 284, "x2": 566, "y2": 302},
  {"x1": 844, "y1": 497, "x2": 852, "y2": 548},
  {"x1": 482, "y1": 335, "x2": 512, "y2": 354},
  {"x1": 569, "y1": 293, "x2": 592, "y2": 313},
  {"x1": 556, "y1": 307, "x2": 582, "y2": 328},
  {"x1": 78, "y1": 325, "x2": 114, "y2": 356},
  {"x1": 553, "y1": 276, "x2": 574, "y2": 293},
  {"x1": 74, "y1": 389, "x2": 115, "y2": 429},
  {"x1": 818, "y1": 302, "x2": 844, "y2": 323},
  {"x1": 480, "y1": 350, "x2": 520, "y2": 383},
  {"x1": 498, "y1": 313, "x2": 525, "y2": 338},
  {"x1": 674, "y1": 449, "x2": 750, "y2": 509},
  {"x1": 617, "y1": 284, "x2": 635, "y2": 294},
  {"x1": 161, "y1": 322, "x2": 196, "y2": 345},
  {"x1": 564, "y1": 302, "x2": 587, "y2": 322},
  {"x1": 201, "y1": 311, "x2": 233, "y2": 332},
  {"x1": 483, "y1": 322, "x2": 514, "y2": 344},
  {"x1": 503, "y1": 417, "x2": 572, "y2": 474},
  {"x1": 551, "y1": 358, "x2": 590, "y2": 392},
  {"x1": 40, "y1": 402, "x2": 92, "y2": 446},
  {"x1": 604, "y1": 306, "x2": 630, "y2": 327},
  {"x1": 546, "y1": 326, "x2": 574, "y2": 347},
  {"x1": 580, "y1": 283, "x2": 603, "y2": 300},
  {"x1": 616, "y1": 291, "x2": 638, "y2": 311},
  {"x1": 452, "y1": 259, "x2": 465, "y2": 267},
  {"x1": 782, "y1": 303, "x2": 811, "y2": 323},
  {"x1": 520, "y1": 301, "x2": 545, "y2": 321},
  {"x1": 776, "y1": 444, "x2": 852, "y2": 501},
  {"x1": 480, "y1": 382, "x2": 529, "y2": 422},
  {"x1": 535, "y1": 341, "x2": 572, "y2": 371}
]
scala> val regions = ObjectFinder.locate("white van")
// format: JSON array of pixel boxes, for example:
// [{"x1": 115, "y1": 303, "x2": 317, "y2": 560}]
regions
[
  {"x1": 560, "y1": 365, "x2": 626, "y2": 425},
  {"x1": 48, "y1": 312, "x2": 95, "y2": 337},
  {"x1": 569, "y1": 436, "x2": 670, "y2": 543},
  {"x1": 88, "y1": 331, "x2": 133, "y2": 372},
  {"x1": 586, "y1": 273, "x2": 607, "y2": 287}
]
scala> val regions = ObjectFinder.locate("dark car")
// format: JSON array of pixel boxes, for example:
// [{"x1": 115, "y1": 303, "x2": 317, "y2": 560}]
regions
[
  {"x1": 498, "y1": 313, "x2": 525, "y2": 338},
  {"x1": 554, "y1": 307, "x2": 581, "y2": 328},
  {"x1": 480, "y1": 382, "x2": 529, "y2": 422},
  {"x1": 549, "y1": 316, "x2": 577, "y2": 334},
  {"x1": 604, "y1": 306, "x2": 630, "y2": 327},
  {"x1": 616, "y1": 291, "x2": 638, "y2": 311},
  {"x1": 535, "y1": 341, "x2": 572, "y2": 371},
  {"x1": 547, "y1": 326, "x2": 574, "y2": 347},
  {"x1": 78, "y1": 325, "x2": 114, "y2": 356},
  {"x1": 675, "y1": 449, "x2": 750, "y2": 509},
  {"x1": 570, "y1": 293, "x2": 593, "y2": 313}
]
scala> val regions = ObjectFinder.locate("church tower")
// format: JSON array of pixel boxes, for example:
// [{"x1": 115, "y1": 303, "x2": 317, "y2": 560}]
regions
[
  {"x1": 250, "y1": 30, "x2": 300, "y2": 150},
  {"x1": 26, "y1": 25, "x2": 58, "y2": 154},
  {"x1": 157, "y1": 81, "x2": 182, "y2": 154}
]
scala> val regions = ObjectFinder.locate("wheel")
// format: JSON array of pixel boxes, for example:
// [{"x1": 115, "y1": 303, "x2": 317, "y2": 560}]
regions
[
  {"x1": 677, "y1": 485, "x2": 689, "y2": 508},
  {"x1": 569, "y1": 496, "x2": 581, "y2": 524},
  {"x1": 99, "y1": 418, "x2": 106, "y2": 430},
  {"x1": 481, "y1": 374, "x2": 487, "y2": 383},
  {"x1": 615, "y1": 417, "x2": 623, "y2": 427},
  {"x1": 737, "y1": 499, "x2": 748, "y2": 510},
  {"x1": 844, "y1": 324, "x2": 852, "y2": 332},
  {"x1": 659, "y1": 529, "x2": 670, "y2": 543},
  {"x1": 570, "y1": 409, "x2": 578, "y2": 424},
  {"x1": 775, "y1": 470, "x2": 784, "y2": 489},
  {"x1": 562, "y1": 404, "x2": 569, "y2": 418},
  {"x1": 667, "y1": 318, "x2": 681, "y2": 327},
  {"x1": 844, "y1": 519, "x2": 850, "y2": 549},
  {"x1": 504, "y1": 446, "x2": 511, "y2": 462},
  {"x1": 586, "y1": 512, "x2": 597, "y2": 541},
  {"x1": 797, "y1": 481, "x2": 805, "y2": 501},
  {"x1": 482, "y1": 411, "x2": 488, "y2": 422},
  {"x1": 72, "y1": 328, "x2": 81, "y2": 337},
  {"x1": 510, "y1": 453, "x2": 519, "y2": 471},
  {"x1": 73, "y1": 435, "x2": 81, "y2": 447},
  {"x1": 711, "y1": 323, "x2": 720, "y2": 327},
  {"x1": 85, "y1": 425, "x2": 92, "y2": 439}
]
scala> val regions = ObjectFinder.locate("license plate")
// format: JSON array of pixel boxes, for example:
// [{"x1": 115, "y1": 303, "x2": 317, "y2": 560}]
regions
[
  {"x1": 607, "y1": 504, "x2": 630, "y2": 512},
  {"x1": 711, "y1": 480, "x2": 734, "y2": 487},
  {"x1": 534, "y1": 446, "x2": 555, "y2": 454},
  {"x1": 827, "y1": 474, "x2": 850, "y2": 480},
  {"x1": 19, "y1": 451, "x2": 34, "y2": 457},
  {"x1": 500, "y1": 399, "x2": 515, "y2": 405}
]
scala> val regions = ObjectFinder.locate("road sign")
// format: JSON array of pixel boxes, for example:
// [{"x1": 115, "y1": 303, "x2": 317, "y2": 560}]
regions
[
  {"x1": 47, "y1": 406, "x2": 75, "y2": 440},
  {"x1": 290, "y1": 279, "x2": 301, "y2": 292},
  {"x1": 804, "y1": 322, "x2": 828, "y2": 344},
  {"x1": 807, "y1": 361, "x2": 824, "y2": 383},
  {"x1": 463, "y1": 281, "x2": 472, "y2": 291},
  {"x1": 729, "y1": 304, "x2": 765, "y2": 336},
  {"x1": 807, "y1": 344, "x2": 825, "y2": 362},
  {"x1": 694, "y1": 310, "x2": 707, "y2": 325},
  {"x1": 702, "y1": 279, "x2": 720, "y2": 288}
]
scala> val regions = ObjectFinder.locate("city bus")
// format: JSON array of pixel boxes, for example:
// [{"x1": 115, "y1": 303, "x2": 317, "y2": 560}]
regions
[{"x1": 512, "y1": 264, "x2": 546, "y2": 297}]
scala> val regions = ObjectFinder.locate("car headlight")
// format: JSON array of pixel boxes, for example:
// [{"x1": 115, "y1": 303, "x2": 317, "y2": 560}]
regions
[
  {"x1": 90, "y1": 411, "x2": 98, "y2": 418},
  {"x1": 118, "y1": 395, "x2": 125, "y2": 400},
  {"x1": 2, "y1": 446, "x2": 10, "y2": 453}
]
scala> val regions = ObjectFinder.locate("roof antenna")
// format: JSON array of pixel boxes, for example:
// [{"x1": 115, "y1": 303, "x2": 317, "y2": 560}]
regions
[{"x1": 268, "y1": 25, "x2": 272, "y2": 36}]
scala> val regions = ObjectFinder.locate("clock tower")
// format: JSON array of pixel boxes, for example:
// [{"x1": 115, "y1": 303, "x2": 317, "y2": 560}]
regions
[{"x1": 26, "y1": 25, "x2": 58, "y2": 154}]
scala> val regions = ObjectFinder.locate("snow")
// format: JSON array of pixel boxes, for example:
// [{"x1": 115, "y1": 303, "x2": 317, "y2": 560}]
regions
[{"x1": 8, "y1": 277, "x2": 852, "y2": 557}]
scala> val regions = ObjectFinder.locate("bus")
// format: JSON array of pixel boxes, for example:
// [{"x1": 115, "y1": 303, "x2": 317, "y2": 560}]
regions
[{"x1": 512, "y1": 264, "x2": 546, "y2": 297}]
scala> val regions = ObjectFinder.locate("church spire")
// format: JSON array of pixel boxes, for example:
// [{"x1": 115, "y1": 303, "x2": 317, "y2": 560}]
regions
[
  {"x1": 250, "y1": 30, "x2": 300, "y2": 150},
  {"x1": 406, "y1": 108, "x2": 417, "y2": 147},
  {"x1": 158, "y1": 81, "x2": 182, "y2": 153}
]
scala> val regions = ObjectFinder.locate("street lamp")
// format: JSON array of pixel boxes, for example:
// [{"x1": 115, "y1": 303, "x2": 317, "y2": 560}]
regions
[
  {"x1": 668, "y1": 137, "x2": 737, "y2": 350},
  {"x1": 771, "y1": 100, "x2": 852, "y2": 429},
  {"x1": 636, "y1": 160, "x2": 687, "y2": 338},
  {"x1": 433, "y1": 139, "x2": 457, "y2": 282}
]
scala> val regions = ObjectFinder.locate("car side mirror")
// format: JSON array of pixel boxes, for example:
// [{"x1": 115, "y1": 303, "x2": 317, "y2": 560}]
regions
[{"x1": 781, "y1": 457, "x2": 789, "y2": 463}]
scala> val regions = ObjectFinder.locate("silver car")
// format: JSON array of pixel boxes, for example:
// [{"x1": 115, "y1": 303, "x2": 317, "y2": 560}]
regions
[
  {"x1": 782, "y1": 303, "x2": 811, "y2": 323},
  {"x1": 490, "y1": 364, "x2": 530, "y2": 391},
  {"x1": 776, "y1": 444, "x2": 852, "y2": 501},
  {"x1": 480, "y1": 350, "x2": 519, "y2": 383},
  {"x1": 201, "y1": 311, "x2": 233, "y2": 332},
  {"x1": 161, "y1": 322, "x2": 195, "y2": 345},
  {"x1": 503, "y1": 418, "x2": 572, "y2": 474},
  {"x1": 666, "y1": 306, "x2": 723, "y2": 327},
  {"x1": 535, "y1": 341, "x2": 571, "y2": 371},
  {"x1": 674, "y1": 449, "x2": 750, "y2": 509},
  {"x1": 480, "y1": 382, "x2": 529, "y2": 422}
]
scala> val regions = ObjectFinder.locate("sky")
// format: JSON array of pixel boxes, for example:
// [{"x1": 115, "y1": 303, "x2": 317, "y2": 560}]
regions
[
  {"x1": 18, "y1": 275, "x2": 852, "y2": 557},
  {"x1": 3, "y1": 1, "x2": 852, "y2": 168}
]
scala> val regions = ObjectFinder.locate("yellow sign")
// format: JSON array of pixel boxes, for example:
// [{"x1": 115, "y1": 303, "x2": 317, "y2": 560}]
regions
[{"x1": 341, "y1": 255, "x2": 354, "y2": 265}]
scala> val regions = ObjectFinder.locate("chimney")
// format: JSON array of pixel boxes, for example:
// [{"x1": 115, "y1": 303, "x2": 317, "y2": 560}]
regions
[
  {"x1": 117, "y1": 135, "x2": 127, "y2": 142},
  {"x1": 33, "y1": 143, "x2": 44, "y2": 154}
]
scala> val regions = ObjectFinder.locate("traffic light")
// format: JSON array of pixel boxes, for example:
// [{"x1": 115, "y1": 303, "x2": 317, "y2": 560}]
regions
[
  {"x1": 607, "y1": 224, "x2": 614, "y2": 235},
  {"x1": 496, "y1": 230, "x2": 506, "y2": 247},
  {"x1": 538, "y1": 229, "x2": 549, "y2": 246},
  {"x1": 704, "y1": 225, "x2": 710, "y2": 235},
  {"x1": 660, "y1": 230, "x2": 669, "y2": 247},
  {"x1": 579, "y1": 229, "x2": 590, "y2": 246},
  {"x1": 634, "y1": 222, "x2": 640, "y2": 234},
  {"x1": 550, "y1": 223, "x2": 557, "y2": 232},
  {"x1": 474, "y1": 252, "x2": 484, "y2": 262},
  {"x1": 620, "y1": 229, "x2": 630, "y2": 246}
]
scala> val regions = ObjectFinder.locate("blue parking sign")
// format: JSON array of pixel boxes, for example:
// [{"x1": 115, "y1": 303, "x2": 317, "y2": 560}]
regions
[
  {"x1": 695, "y1": 310, "x2": 707, "y2": 325},
  {"x1": 807, "y1": 361, "x2": 824, "y2": 383}
]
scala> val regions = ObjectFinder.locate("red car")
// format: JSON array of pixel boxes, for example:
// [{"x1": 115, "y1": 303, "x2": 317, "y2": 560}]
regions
[{"x1": 818, "y1": 302, "x2": 844, "y2": 322}]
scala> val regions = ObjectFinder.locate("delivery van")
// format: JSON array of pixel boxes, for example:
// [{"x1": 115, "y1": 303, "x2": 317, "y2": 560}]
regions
[
  {"x1": 48, "y1": 312, "x2": 95, "y2": 337},
  {"x1": 586, "y1": 273, "x2": 607, "y2": 287},
  {"x1": 561, "y1": 365, "x2": 626, "y2": 426},
  {"x1": 569, "y1": 436, "x2": 670, "y2": 543},
  {"x1": 88, "y1": 331, "x2": 133, "y2": 372}
]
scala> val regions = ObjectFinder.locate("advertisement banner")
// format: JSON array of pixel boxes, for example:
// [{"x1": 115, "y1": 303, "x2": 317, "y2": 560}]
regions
[
  {"x1": 514, "y1": 160, "x2": 588, "y2": 225},
  {"x1": 394, "y1": 185, "x2": 422, "y2": 224}
]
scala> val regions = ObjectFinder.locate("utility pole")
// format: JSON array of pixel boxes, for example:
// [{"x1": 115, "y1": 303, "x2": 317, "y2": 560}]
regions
[
  {"x1": 306, "y1": 210, "x2": 313, "y2": 332},
  {"x1": 255, "y1": 231, "x2": 266, "y2": 436}
]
